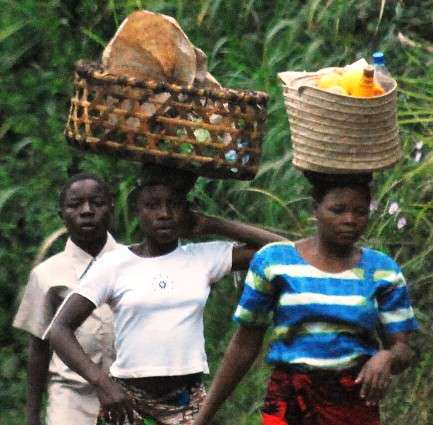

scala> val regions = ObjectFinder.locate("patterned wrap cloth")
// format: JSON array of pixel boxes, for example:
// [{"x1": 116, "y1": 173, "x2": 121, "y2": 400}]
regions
[
  {"x1": 262, "y1": 366, "x2": 380, "y2": 425},
  {"x1": 101, "y1": 377, "x2": 206, "y2": 425}
]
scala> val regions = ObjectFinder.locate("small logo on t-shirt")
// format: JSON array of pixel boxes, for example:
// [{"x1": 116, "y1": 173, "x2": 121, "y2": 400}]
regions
[{"x1": 151, "y1": 273, "x2": 173, "y2": 293}]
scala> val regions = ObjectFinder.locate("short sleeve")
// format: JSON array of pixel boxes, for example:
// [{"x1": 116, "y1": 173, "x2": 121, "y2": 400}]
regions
[
  {"x1": 195, "y1": 241, "x2": 234, "y2": 284},
  {"x1": 375, "y1": 262, "x2": 418, "y2": 334},
  {"x1": 233, "y1": 247, "x2": 275, "y2": 327},
  {"x1": 13, "y1": 270, "x2": 54, "y2": 338},
  {"x1": 74, "y1": 257, "x2": 115, "y2": 308}
]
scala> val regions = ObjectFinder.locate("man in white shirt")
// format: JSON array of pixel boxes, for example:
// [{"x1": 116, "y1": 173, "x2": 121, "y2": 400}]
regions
[{"x1": 13, "y1": 173, "x2": 121, "y2": 425}]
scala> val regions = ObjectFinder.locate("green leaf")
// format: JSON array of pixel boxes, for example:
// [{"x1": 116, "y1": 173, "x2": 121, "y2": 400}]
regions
[
  {"x1": 0, "y1": 20, "x2": 28, "y2": 44},
  {"x1": 0, "y1": 187, "x2": 20, "y2": 213},
  {"x1": 81, "y1": 28, "x2": 106, "y2": 47}
]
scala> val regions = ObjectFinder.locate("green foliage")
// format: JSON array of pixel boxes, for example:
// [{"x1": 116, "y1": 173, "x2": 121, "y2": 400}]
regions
[{"x1": 1, "y1": 0, "x2": 432, "y2": 423}]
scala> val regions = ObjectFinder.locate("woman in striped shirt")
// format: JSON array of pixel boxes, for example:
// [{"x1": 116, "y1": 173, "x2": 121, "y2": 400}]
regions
[{"x1": 194, "y1": 172, "x2": 417, "y2": 425}]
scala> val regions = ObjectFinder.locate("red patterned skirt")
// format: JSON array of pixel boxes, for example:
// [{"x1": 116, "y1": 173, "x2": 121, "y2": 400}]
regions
[{"x1": 261, "y1": 366, "x2": 380, "y2": 425}]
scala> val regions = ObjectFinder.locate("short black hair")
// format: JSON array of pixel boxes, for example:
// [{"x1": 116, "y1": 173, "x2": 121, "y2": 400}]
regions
[
  {"x1": 60, "y1": 173, "x2": 112, "y2": 207},
  {"x1": 131, "y1": 164, "x2": 198, "y2": 207},
  {"x1": 138, "y1": 164, "x2": 197, "y2": 192},
  {"x1": 304, "y1": 171, "x2": 372, "y2": 205}
]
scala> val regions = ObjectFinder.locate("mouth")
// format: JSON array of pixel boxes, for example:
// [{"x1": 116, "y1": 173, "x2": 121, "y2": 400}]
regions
[
  {"x1": 156, "y1": 226, "x2": 175, "y2": 234},
  {"x1": 337, "y1": 231, "x2": 359, "y2": 240},
  {"x1": 78, "y1": 223, "x2": 97, "y2": 231},
  {"x1": 154, "y1": 223, "x2": 177, "y2": 239}
]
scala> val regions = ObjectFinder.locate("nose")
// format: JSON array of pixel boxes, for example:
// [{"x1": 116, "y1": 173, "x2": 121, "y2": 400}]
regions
[
  {"x1": 158, "y1": 201, "x2": 173, "y2": 218},
  {"x1": 80, "y1": 200, "x2": 94, "y2": 215},
  {"x1": 342, "y1": 212, "x2": 356, "y2": 225}
]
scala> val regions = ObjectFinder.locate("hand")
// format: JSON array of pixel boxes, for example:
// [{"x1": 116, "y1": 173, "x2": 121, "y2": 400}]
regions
[
  {"x1": 355, "y1": 350, "x2": 393, "y2": 406},
  {"x1": 181, "y1": 205, "x2": 211, "y2": 238},
  {"x1": 95, "y1": 375, "x2": 134, "y2": 425}
]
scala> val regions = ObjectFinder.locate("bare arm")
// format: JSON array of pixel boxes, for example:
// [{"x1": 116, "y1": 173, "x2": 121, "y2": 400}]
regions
[
  {"x1": 191, "y1": 213, "x2": 287, "y2": 270},
  {"x1": 194, "y1": 325, "x2": 267, "y2": 425},
  {"x1": 48, "y1": 294, "x2": 102, "y2": 385},
  {"x1": 26, "y1": 336, "x2": 51, "y2": 425},
  {"x1": 356, "y1": 331, "x2": 415, "y2": 406},
  {"x1": 384, "y1": 331, "x2": 416, "y2": 374},
  {"x1": 48, "y1": 294, "x2": 134, "y2": 424}
]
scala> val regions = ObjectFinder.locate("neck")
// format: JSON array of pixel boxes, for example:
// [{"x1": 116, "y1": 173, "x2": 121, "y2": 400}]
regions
[
  {"x1": 71, "y1": 234, "x2": 108, "y2": 258},
  {"x1": 314, "y1": 236, "x2": 355, "y2": 261},
  {"x1": 138, "y1": 238, "x2": 178, "y2": 257}
]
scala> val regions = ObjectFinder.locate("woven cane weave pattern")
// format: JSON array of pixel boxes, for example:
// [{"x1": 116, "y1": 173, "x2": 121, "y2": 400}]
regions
[
  {"x1": 279, "y1": 71, "x2": 401, "y2": 174},
  {"x1": 65, "y1": 62, "x2": 268, "y2": 180}
]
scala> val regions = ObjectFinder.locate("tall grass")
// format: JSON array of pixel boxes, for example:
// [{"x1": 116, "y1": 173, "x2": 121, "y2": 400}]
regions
[{"x1": 0, "y1": 1, "x2": 432, "y2": 423}]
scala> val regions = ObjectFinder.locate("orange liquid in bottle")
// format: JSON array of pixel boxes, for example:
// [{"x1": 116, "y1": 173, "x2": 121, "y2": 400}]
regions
[{"x1": 351, "y1": 66, "x2": 385, "y2": 97}]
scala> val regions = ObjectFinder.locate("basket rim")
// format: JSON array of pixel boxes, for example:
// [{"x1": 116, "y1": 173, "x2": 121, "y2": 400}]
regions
[
  {"x1": 75, "y1": 60, "x2": 269, "y2": 106},
  {"x1": 292, "y1": 158, "x2": 400, "y2": 174},
  {"x1": 284, "y1": 72, "x2": 398, "y2": 99}
]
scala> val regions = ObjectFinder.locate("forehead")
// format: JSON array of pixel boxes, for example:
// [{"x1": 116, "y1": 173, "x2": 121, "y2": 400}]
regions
[
  {"x1": 138, "y1": 184, "x2": 184, "y2": 200},
  {"x1": 321, "y1": 186, "x2": 370, "y2": 204},
  {"x1": 65, "y1": 179, "x2": 106, "y2": 198}
]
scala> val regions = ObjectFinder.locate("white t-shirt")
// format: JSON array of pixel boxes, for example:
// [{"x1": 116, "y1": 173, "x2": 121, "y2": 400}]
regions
[{"x1": 75, "y1": 241, "x2": 234, "y2": 378}]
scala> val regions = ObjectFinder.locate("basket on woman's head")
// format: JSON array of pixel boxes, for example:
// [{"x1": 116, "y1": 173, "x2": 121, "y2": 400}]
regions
[
  {"x1": 278, "y1": 67, "x2": 400, "y2": 174},
  {"x1": 65, "y1": 12, "x2": 268, "y2": 181}
]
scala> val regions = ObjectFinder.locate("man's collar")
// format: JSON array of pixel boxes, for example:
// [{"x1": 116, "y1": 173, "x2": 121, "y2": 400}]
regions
[{"x1": 64, "y1": 232, "x2": 118, "y2": 262}]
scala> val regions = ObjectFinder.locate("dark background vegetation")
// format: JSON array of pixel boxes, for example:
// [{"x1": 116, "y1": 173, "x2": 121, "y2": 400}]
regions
[{"x1": 1, "y1": 1, "x2": 432, "y2": 423}]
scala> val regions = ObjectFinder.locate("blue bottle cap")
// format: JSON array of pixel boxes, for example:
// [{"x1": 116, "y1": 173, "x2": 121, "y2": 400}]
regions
[{"x1": 372, "y1": 51, "x2": 385, "y2": 65}]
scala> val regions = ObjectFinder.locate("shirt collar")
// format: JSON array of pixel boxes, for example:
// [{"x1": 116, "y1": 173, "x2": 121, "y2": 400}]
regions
[{"x1": 64, "y1": 232, "x2": 119, "y2": 279}]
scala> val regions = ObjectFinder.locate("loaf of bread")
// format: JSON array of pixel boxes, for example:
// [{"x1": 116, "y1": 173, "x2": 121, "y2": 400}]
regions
[
  {"x1": 103, "y1": 10, "x2": 196, "y2": 84},
  {"x1": 102, "y1": 10, "x2": 219, "y2": 88}
]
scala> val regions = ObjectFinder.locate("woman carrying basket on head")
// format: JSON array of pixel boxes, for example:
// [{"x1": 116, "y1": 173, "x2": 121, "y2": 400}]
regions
[
  {"x1": 46, "y1": 165, "x2": 286, "y2": 425},
  {"x1": 193, "y1": 172, "x2": 418, "y2": 425}
]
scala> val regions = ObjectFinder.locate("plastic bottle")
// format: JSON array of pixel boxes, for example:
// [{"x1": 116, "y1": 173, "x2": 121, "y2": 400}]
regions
[
  {"x1": 372, "y1": 51, "x2": 391, "y2": 78},
  {"x1": 351, "y1": 66, "x2": 385, "y2": 97}
]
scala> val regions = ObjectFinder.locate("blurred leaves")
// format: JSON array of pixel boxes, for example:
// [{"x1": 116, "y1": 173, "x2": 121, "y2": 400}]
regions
[{"x1": 1, "y1": 0, "x2": 432, "y2": 423}]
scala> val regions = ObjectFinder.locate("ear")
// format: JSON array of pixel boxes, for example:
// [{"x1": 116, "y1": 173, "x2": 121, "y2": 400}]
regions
[
  {"x1": 58, "y1": 208, "x2": 64, "y2": 221},
  {"x1": 312, "y1": 201, "x2": 319, "y2": 218}
]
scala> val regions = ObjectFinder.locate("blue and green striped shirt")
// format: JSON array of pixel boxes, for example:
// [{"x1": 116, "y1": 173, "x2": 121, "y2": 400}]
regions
[{"x1": 234, "y1": 241, "x2": 417, "y2": 370}]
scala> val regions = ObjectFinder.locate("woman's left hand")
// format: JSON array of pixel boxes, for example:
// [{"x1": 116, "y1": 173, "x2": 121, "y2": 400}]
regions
[
  {"x1": 181, "y1": 205, "x2": 211, "y2": 238},
  {"x1": 355, "y1": 350, "x2": 393, "y2": 406}
]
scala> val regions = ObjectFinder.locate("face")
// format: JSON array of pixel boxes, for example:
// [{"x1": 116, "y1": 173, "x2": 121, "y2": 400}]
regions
[
  {"x1": 136, "y1": 184, "x2": 188, "y2": 246},
  {"x1": 60, "y1": 179, "x2": 112, "y2": 242},
  {"x1": 314, "y1": 186, "x2": 370, "y2": 247}
]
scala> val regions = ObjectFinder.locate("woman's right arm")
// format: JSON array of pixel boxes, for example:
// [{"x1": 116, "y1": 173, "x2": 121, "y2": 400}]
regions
[
  {"x1": 193, "y1": 325, "x2": 266, "y2": 425},
  {"x1": 47, "y1": 294, "x2": 134, "y2": 424}
]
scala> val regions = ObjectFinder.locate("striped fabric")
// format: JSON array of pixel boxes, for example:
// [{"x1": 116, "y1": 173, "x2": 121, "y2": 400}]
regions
[{"x1": 234, "y1": 241, "x2": 417, "y2": 370}]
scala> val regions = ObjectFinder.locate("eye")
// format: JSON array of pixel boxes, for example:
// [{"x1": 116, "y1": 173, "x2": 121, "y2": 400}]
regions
[
  {"x1": 92, "y1": 198, "x2": 106, "y2": 207},
  {"x1": 65, "y1": 200, "x2": 80, "y2": 208},
  {"x1": 142, "y1": 201, "x2": 159, "y2": 209},
  {"x1": 329, "y1": 205, "x2": 346, "y2": 214},
  {"x1": 354, "y1": 207, "x2": 369, "y2": 216},
  {"x1": 170, "y1": 199, "x2": 186, "y2": 209}
]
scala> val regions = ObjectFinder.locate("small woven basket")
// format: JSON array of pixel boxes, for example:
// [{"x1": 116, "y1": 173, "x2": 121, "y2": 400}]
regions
[
  {"x1": 65, "y1": 61, "x2": 268, "y2": 180},
  {"x1": 278, "y1": 70, "x2": 401, "y2": 174}
]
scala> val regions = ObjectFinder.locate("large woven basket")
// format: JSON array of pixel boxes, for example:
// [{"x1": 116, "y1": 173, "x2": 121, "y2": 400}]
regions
[
  {"x1": 65, "y1": 61, "x2": 268, "y2": 180},
  {"x1": 278, "y1": 70, "x2": 401, "y2": 174}
]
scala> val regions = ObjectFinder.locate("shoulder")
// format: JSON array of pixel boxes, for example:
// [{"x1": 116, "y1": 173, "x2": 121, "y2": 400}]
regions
[
  {"x1": 180, "y1": 240, "x2": 234, "y2": 256},
  {"x1": 247, "y1": 241, "x2": 297, "y2": 277},
  {"x1": 361, "y1": 247, "x2": 400, "y2": 271},
  {"x1": 95, "y1": 245, "x2": 133, "y2": 269},
  {"x1": 30, "y1": 251, "x2": 70, "y2": 285},
  {"x1": 254, "y1": 240, "x2": 297, "y2": 262},
  {"x1": 361, "y1": 247, "x2": 405, "y2": 286}
]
